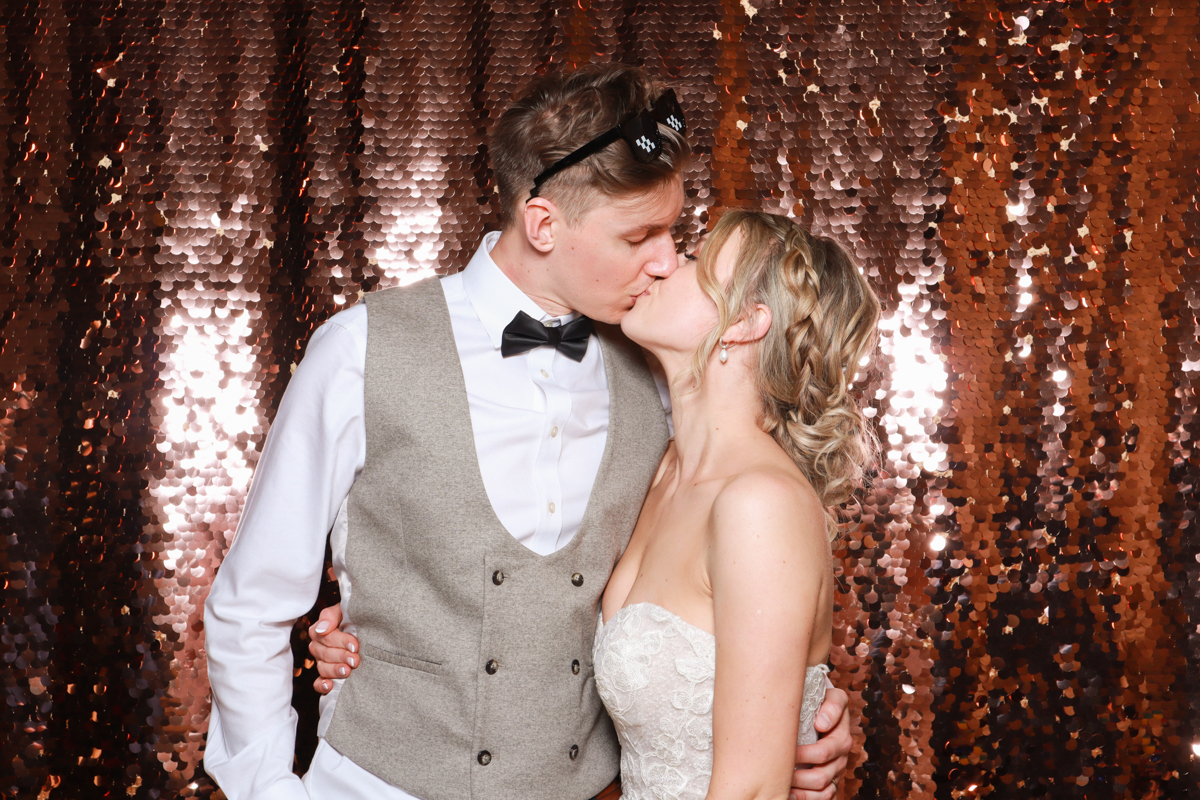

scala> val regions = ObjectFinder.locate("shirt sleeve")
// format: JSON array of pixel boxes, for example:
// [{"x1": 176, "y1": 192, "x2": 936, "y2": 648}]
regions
[{"x1": 203, "y1": 307, "x2": 367, "y2": 800}]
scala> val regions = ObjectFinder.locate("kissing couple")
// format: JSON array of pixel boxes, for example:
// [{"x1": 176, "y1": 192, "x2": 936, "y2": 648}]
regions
[{"x1": 204, "y1": 62, "x2": 879, "y2": 800}]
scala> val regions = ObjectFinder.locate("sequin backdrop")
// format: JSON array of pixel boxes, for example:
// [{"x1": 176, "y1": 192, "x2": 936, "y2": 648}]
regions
[{"x1": 2, "y1": 0, "x2": 1198, "y2": 797}]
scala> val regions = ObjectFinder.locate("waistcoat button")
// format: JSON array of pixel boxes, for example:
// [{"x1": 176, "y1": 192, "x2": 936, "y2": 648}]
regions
[
  {"x1": 569, "y1": 744, "x2": 579, "y2": 760},
  {"x1": 571, "y1": 573, "x2": 584, "y2": 587},
  {"x1": 571, "y1": 659, "x2": 580, "y2": 675},
  {"x1": 485, "y1": 659, "x2": 499, "y2": 674},
  {"x1": 478, "y1": 750, "x2": 491, "y2": 766},
  {"x1": 492, "y1": 570, "x2": 504, "y2": 585}
]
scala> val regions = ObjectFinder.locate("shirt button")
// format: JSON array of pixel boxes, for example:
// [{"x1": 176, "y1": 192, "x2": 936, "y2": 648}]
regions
[
  {"x1": 548, "y1": 501, "x2": 556, "y2": 514},
  {"x1": 571, "y1": 573, "x2": 584, "y2": 587},
  {"x1": 492, "y1": 570, "x2": 505, "y2": 586},
  {"x1": 569, "y1": 745, "x2": 579, "y2": 760},
  {"x1": 540, "y1": 369, "x2": 549, "y2": 378},
  {"x1": 485, "y1": 659, "x2": 499, "y2": 675},
  {"x1": 550, "y1": 425, "x2": 559, "y2": 438},
  {"x1": 478, "y1": 750, "x2": 491, "y2": 766},
  {"x1": 572, "y1": 659, "x2": 581, "y2": 675}
]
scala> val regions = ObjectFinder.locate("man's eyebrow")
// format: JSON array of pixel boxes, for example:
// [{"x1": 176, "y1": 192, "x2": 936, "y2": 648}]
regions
[{"x1": 625, "y1": 221, "x2": 670, "y2": 236}]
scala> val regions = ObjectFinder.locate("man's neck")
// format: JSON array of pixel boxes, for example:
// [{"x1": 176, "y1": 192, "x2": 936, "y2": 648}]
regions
[{"x1": 489, "y1": 228, "x2": 575, "y2": 318}]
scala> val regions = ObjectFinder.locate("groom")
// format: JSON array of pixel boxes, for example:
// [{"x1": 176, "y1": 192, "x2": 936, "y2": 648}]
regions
[{"x1": 203, "y1": 63, "x2": 851, "y2": 800}]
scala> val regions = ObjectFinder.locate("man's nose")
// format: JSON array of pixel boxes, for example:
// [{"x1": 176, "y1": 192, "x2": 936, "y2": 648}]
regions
[{"x1": 644, "y1": 233, "x2": 680, "y2": 278}]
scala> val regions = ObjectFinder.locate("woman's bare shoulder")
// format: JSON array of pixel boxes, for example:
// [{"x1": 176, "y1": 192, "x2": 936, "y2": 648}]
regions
[
  {"x1": 705, "y1": 462, "x2": 832, "y2": 634},
  {"x1": 708, "y1": 463, "x2": 827, "y2": 552},
  {"x1": 713, "y1": 461, "x2": 821, "y2": 519}
]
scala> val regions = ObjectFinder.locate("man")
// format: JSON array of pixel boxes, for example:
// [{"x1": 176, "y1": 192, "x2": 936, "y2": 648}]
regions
[{"x1": 203, "y1": 62, "x2": 851, "y2": 800}]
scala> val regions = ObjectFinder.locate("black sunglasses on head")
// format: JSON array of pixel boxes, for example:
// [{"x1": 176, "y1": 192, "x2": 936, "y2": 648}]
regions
[{"x1": 527, "y1": 89, "x2": 688, "y2": 200}]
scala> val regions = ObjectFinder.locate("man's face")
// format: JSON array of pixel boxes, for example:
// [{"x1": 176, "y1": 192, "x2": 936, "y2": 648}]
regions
[{"x1": 550, "y1": 176, "x2": 686, "y2": 325}]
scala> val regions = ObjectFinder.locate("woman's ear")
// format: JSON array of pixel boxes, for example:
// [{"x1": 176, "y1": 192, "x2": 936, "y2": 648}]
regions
[{"x1": 725, "y1": 304, "x2": 772, "y2": 345}]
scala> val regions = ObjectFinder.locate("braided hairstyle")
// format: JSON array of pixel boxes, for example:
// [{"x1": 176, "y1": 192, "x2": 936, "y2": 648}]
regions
[{"x1": 686, "y1": 209, "x2": 881, "y2": 540}]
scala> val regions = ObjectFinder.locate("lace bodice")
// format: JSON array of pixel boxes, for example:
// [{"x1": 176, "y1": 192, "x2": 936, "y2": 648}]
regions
[{"x1": 593, "y1": 602, "x2": 831, "y2": 800}]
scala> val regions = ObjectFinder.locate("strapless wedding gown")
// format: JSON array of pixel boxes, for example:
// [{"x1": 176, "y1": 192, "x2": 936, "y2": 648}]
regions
[{"x1": 593, "y1": 602, "x2": 831, "y2": 800}]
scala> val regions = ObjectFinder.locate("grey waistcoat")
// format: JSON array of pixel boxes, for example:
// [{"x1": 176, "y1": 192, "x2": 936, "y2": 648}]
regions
[{"x1": 324, "y1": 279, "x2": 670, "y2": 800}]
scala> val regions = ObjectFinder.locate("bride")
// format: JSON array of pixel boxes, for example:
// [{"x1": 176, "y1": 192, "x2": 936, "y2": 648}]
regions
[
  {"x1": 311, "y1": 209, "x2": 879, "y2": 800},
  {"x1": 593, "y1": 209, "x2": 878, "y2": 800}
]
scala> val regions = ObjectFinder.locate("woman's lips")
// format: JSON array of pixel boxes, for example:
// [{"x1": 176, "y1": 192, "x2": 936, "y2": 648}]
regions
[{"x1": 636, "y1": 280, "x2": 659, "y2": 300}]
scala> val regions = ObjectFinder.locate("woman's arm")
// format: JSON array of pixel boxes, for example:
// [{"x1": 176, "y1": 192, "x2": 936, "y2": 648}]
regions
[{"x1": 707, "y1": 470, "x2": 831, "y2": 800}]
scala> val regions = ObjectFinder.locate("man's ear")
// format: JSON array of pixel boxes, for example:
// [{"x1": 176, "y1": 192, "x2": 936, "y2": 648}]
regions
[
  {"x1": 522, "y1": 197, "x2": 560, "y2": 254},
  {"x1": 725, "y1": 304, "x2": 773, "y2": 345}
]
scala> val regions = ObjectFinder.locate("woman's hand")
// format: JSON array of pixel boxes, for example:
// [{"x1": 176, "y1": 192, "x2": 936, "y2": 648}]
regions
[
  {"x1": 790, "y1": 686, "x2": 851, "y2": 800},
  {"x1": 307, "y1": 604, "x2": 361, "y2": 694}
]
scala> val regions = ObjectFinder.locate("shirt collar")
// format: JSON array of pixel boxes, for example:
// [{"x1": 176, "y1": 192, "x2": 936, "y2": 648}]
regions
[{"x1": 462, "y1": 231, "x2": 578, "y2": 350}]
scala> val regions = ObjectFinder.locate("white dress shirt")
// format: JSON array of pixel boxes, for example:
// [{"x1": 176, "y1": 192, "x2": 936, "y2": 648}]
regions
[{"x1": 203, "y1": 232, "x2": 671, "y2": 800}]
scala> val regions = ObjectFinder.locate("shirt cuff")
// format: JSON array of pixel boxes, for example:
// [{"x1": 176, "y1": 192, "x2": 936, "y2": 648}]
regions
[{"x1": 205, "y1": 713, "x2": 311, "y2": 800}]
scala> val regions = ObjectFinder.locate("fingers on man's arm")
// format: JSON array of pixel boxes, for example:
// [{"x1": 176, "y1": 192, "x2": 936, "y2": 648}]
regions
[
  {"x1": 307, "y1": 602, "x2": 360, "y2": 664},
  {"x1": 307, "y1": 603, "x2": 361, "y2": 694},
  {"x1": 308, "y1": 629, "x2": 360, "y2": 664},
  {"x1": 308, "y1": 604, "x2": 343, "y2": 638}
]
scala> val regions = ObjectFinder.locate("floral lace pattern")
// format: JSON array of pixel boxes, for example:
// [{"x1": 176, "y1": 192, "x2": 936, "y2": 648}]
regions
[{"x1": 594, "y1": 603, "x2": 831, "y2": 800}]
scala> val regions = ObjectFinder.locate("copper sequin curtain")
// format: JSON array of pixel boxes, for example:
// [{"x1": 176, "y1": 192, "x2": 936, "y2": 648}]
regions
[{"x1": 2, "y1": 0, "x2": 1197, "y2": 797}]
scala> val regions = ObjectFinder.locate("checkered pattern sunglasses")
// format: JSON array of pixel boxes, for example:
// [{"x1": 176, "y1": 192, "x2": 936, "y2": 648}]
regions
[{"x1": 527, "y1": 89, "x2": 687, "y2": 200}]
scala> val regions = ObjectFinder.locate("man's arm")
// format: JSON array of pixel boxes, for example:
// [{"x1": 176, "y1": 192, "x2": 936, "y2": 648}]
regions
[{"x1": 203, "y1": 311, "x2": 366, "y2": 800}]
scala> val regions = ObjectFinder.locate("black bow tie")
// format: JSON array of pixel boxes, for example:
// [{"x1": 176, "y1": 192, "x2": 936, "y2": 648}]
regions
[{"x1": 501, "y1": 311, "x2": 594, "y2": 362}]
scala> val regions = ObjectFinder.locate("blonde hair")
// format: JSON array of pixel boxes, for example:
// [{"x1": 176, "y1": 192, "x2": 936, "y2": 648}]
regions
[
  {"x1": 687, "y1": 210, "x2": 881, "y2": 540},
  {"x1": 490, "y1": 63, "x2": 690, "y2": 227}
]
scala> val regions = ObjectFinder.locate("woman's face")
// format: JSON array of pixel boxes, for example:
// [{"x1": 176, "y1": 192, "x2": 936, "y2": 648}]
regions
[{"x1": 620, "y1": 228, "x2": 741, "y2": 360}]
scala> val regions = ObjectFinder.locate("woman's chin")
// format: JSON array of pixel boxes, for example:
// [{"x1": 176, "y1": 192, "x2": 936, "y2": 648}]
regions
[{"x1": 619, "y1": 306, "x2": 651, "y2": 347}]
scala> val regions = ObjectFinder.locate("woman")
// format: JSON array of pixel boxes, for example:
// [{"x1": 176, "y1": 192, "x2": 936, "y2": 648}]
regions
[
  {"x1": 591, "y1": 209, "x2": 878, "y2": 800},
  {"x1": 311, "y1": 210, "x2": 879, "y2": 800}
]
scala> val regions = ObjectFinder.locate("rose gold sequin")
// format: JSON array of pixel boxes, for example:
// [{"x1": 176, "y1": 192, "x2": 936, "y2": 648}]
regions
[{"x1": 1, "y1": 1, "x2": 1197, "y2": 797}]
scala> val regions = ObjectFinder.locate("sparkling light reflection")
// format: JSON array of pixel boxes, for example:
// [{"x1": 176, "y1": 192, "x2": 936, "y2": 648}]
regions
[
  {"x1": 373, "y1": 205, "x2": 442, "y2": 285},
  {"x1": 878, "y1": 308, "x2": 949, "y2": 473}
]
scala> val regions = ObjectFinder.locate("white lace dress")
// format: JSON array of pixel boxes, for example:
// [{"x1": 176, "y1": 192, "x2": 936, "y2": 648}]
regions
[{"x1": 593, "y1": 603, "x2": 831, "y2": 800}]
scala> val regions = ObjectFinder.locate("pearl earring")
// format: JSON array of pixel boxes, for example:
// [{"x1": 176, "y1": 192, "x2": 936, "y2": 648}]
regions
[{"x1": 719, "y1": 341, "x2": 729, "y2": 363}]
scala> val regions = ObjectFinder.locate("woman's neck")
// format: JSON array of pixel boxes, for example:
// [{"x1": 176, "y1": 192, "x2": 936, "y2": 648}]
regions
[{"x1": 658, "y1": 349, "x2": 769, "y2": 483}]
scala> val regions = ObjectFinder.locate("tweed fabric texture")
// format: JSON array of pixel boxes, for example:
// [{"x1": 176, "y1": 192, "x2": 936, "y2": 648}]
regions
[{"x1": 324, "y1": 278, "x2": 670, "y2": 800}]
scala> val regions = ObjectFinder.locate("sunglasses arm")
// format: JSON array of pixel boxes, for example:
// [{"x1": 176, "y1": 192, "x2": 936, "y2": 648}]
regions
[{"x1": 527, "y1": 127, "x2": 623, "y2": 200}]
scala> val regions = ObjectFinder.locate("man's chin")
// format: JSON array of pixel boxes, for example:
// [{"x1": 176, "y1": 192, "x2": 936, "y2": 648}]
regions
[
  {"x1": 593, "y1": 310, "x2": 625, "y2": 326},
  {"x1": 585, "y1": 302, "x2": 633, "y2": 327}
]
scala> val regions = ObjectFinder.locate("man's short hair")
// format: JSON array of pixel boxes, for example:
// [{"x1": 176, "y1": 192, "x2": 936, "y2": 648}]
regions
[{"x1": 490, "y1": 63, "x2": 690, "y2": 227}]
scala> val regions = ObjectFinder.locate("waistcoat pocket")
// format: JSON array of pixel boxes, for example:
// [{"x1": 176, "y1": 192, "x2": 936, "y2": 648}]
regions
[{"x1": 360, "y1": 642, "x2": 446, "y2": 676}]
